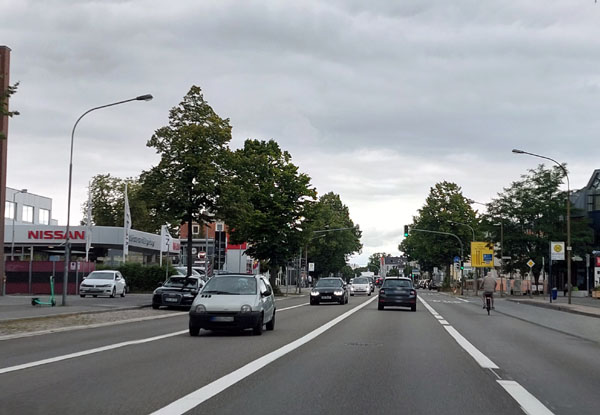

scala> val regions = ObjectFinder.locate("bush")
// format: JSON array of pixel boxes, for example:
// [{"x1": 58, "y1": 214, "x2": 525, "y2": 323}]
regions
[{"x1": 97, "y1": 263, "x2": 175, "y2": 292}]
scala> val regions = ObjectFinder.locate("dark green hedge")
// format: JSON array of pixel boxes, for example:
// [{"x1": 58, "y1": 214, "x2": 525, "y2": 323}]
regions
[{"x1": 97, "y1": 263, "x2": 175, "y2": 292}]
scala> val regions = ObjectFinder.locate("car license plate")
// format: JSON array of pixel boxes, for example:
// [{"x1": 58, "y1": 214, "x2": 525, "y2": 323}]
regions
[
  {"x1": 165, "y1": 297, "x2": 178, "y2": 302},
  {"x1": 211, "y1": 316, "x2": 234, "y2": 322},
  {"x1": 321, "y1": 296, "x2": 331, "y2": 300}
]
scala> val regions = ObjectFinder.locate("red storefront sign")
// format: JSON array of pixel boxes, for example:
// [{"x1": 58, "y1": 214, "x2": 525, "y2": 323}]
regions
[
  {"x1": 596, "y1": 256, "x2": 600, "y2": 267},
  {"x1": 27, "y1": 230, "x2": 86, "y2": 240}
]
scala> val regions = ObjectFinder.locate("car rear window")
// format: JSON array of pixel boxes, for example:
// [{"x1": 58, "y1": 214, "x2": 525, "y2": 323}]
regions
[
  {"x1": 354, "y1": 278, "x2": 368, "y2": 284},
  {"x1": 315, "y1": 279, "x2": 342, "y2": 288},
  {"x1": 383, "y1": 279, "x2": 411, "y2": 288}
]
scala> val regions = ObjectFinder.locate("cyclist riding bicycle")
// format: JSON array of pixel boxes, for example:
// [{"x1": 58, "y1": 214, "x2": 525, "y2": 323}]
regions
[{"x1": 479, "y1": 272, "x2": 497, "y2": 310}]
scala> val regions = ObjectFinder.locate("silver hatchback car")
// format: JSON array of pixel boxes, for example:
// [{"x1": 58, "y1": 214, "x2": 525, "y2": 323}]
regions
[{"x1": 188, "y1": 274, "x2": 276, "y2": 336}]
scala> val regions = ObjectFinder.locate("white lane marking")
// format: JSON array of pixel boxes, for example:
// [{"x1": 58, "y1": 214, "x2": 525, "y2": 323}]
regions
[
  {"x1": 0, "y1": 330, "x2": 188, "y2": 375},
  {"x1": 439, "y1": 320, "x2": 449, "y2": 325},
  {"x1": 150, "y1": 296, "x2": 379, "y2": 415},
  {"x1": 497, "y1": 380, "x2": 555, "y2": 415},
  {"x1": 434, "y1": 315, "x2": 444, "y2": 320},
  {"x1": 0, "y1": 312, "x2": 185, "y2": 342},
  {"x1": 456, "y1": 297, "x2": 470, "y2": 303},
  {"x1": 278, "y1": 303, "x2": 308, "y2": 312},
  {"x1": 419, "y1": 296, "x2": 498, "y2": 369},
  {"x1": 443, "y1": 326, "x2": 499, "y2": 369}
]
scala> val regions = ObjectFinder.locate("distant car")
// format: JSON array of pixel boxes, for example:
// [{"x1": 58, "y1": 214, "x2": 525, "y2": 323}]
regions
[
  {"x1": 310, "y1": 277, "x2": 349, "y2": 305},
  {"x1": 152, "y1": 276, "x2": 204, "y2": 309},
  {"x1": 378, "y1": 277, "x2": 417, "y2": 312},
  {"x1": 366, "y1": 276, "x2": 375, "y2": 293},
  {"x1": 350, "y1": 277, "x2": 371, "y2": 296},
  {"x1": 80, "y1": 270, "x2": 126, "y2": 298},
  {"x1": 429, "y1": 279, "x2": 440, "y2": 291},
  {"x1": 188, "y1": 273, "x2": 275, "y2": 336}
]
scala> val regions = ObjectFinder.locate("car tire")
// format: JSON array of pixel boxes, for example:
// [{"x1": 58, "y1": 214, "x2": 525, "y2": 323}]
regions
[
  {"x1": 411, "y1": 305, "x2": 416, "y2": 312},
  {"x1": 92, "y1": 295, "x2": 97, "y2": 298},
  {"x1": 266, "y1": 311, "x2": 275, "y2": 331},
  {"x1": 189, "y1": 326, "x2": 200, "y2": 337},
  {"x1": 350, "y1": 293, "x2": 354, "y2": 296},
  {"x1": 110, "y1": 288, "x2": 116, "y2": 298},
  {"x1": 120, "y1": 287, "x2": 125, "y2": 297},
  {"x1": 152, "y1": 303, "x2": 160, "y2": 310},
  {"x1": 368, "y1": 292, "x2": 371, "y2": 296},
  {"x1": 80, "y1": 295, "x2": 85, "y2": 298},
  {"x1": 378, "y1": 304, "x2": 384, "y2": 310},
  {"x1": 253, "y1": 314, "x2": 264, "y2": 335}
]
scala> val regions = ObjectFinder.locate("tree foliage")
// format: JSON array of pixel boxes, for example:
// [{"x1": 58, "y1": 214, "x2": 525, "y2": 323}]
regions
[
  {"x1": 140, "y1": 86, "x2": 232, "y2": 273},
  {"x1": 0, "y1": 79, "x2": 19, "y2": 140},
  {"x1": 367, "y1": 252, "x2": 387, "y2": 274},
  {"x1": 399, "y1": 181, "x2": 477, "y2": 272},
  {"x1": 221, "y1": 139, "x2": 316, "y2": 286},
  {"x1": 304, "y1": 192, "x2": 362, "y2": 278},
  {"x1": 483, "y1": 164, "x2": 593, "y2": 278}
]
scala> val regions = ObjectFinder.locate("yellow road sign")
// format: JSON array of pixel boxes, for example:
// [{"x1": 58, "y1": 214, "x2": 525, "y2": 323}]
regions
[{"x1": 471, "y1": 241, "x2": 494, "y2": 268}]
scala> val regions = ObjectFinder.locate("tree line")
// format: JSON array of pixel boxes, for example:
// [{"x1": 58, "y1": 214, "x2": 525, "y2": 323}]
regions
[
  {"x1": 81, "y1": 86, "x2": 362, "y2": 286},
  {"x1": 399, "y1": 168, "x2": 594, "y2": 284}
]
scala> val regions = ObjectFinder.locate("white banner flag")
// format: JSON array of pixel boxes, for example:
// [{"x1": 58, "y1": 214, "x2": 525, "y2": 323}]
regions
[
  {"x1": 160, "y1": 225, "x2": 172, "y2": 253},
  {"x1": 85, "y1": 184, "x2": 93, "y2": 261},
  {"x1": 123, "y1": 183, "x2": 131, "y2": 258}
]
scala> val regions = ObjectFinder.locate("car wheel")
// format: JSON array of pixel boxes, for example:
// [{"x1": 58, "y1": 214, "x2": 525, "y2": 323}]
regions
[
  {"x1": 120, "y1": 287, "x2": 125, "y2": 297},
  {"x1": 378, "y1": 304, "x2": 384, "y2": 310},
  {"x1": 266, "y1": 310, "x2": 275, "y2": 331},
  {"x1": 253, "y1": 314, "x2": 264, "y2": 335},
  {"x1": 110, "y1": 287, "x2": 116, "y2": 298},
  {"x1": 411, "y1": 304, "x2": 416, "y2": 312},
  {"x1": 189, "y1": 326, "x2": 200, "y2": 337},
  {"x1": 350, "y1": 293, "x2": 354, "y2": 296},
  {"x1": 368, "y1": 292, "x2": 371, "y2": 296},
  {"x1": 152, "y1": 303, "x2": 160, "y2": 310},
  {"x1": 92, "y1": 295, "x2": 97, "y2": 298},
  {"x1": 80, "y1": 295, "x2": 85, "y2": 298}
]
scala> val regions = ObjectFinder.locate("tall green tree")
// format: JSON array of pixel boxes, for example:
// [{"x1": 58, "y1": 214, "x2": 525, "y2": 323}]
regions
[
  {"x1": 304, "y1": 192, "x2": 362, "y2": 278},
  {"x1": 221, "y1": 139, "x2": 316, "y2": 287},
  {"x1": 483, "y1": 164, "x2": 593, "y2": 281},
  {"x1": 81, "y1": 174, "x2": 169, "y2": 233},
  {"x1": 141, "y1": 86, "x2": 232, "y2": 273},
  {"x1": 399, "y1": 181, "x2": 477, "y2": 274}
]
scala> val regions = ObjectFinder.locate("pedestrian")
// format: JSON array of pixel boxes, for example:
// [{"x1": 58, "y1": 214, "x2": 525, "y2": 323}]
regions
[
  {"x1": 564, "y1": 282, "x2": 568, "y2": 297},
  {"x1": 308, "y1": 274, "x2": 312, "y2": 288}
]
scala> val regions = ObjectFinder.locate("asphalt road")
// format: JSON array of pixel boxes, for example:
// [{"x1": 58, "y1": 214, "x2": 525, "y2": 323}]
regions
[{"x1": 1, "y1": 291, "x2": 598, "y2": 414}]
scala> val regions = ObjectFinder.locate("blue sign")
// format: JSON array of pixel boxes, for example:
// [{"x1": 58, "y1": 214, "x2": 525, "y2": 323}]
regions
[
  {"x1": 483, "y1": 254, "x2": 493, "y2": 263},
  {"x1": 49, "y1": 255, "x2": 60, "y2": 262},
  {"x1": 454, "y1": 256, "x2": 460, "y2": 263}
]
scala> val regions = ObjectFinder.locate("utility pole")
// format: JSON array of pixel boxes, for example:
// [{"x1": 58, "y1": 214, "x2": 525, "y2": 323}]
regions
[{"x1": 0, "y1": 46, "x2": 12, "y2": 295}]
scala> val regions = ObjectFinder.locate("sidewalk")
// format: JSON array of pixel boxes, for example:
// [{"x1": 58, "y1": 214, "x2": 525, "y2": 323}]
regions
[
  {"x1": 456, "y1": 289, "x2": 600, "y2": 319},
  {"x1": 0, "y1": 294, "x2": 152, "y2": 322}
]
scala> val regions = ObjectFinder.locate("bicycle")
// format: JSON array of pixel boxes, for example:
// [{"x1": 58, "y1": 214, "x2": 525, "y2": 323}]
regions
[{"x1": 484, "y1": 292, "x2": 493, "y2": 315}]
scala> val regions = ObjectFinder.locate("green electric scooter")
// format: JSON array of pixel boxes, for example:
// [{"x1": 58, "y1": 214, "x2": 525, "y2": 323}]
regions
[{"x1": 31, "y1": 276, "x2": 56, "y2": 307}]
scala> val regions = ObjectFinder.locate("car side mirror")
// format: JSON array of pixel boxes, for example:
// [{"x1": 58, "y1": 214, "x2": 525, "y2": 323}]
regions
[
  {"x1": 191, "y1": 289, "x2": 198, "y2": 295},
  {"x1": 157, "y1": 282, "x2": 163, "y2": 287},
  {"x1": 262, "y1": 289, "x2": 272, "y2": 297}
]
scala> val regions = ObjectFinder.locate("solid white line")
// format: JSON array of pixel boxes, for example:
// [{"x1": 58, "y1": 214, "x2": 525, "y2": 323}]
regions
[
  {"x1": 497, "y1": 380, "x2": 555, "y2": 415},
  {"x1": 0, "y1": 312, "x2": 185, "y2": 342},
  {"x1": 150, "y1": 296, "x2": 379, "y2": 415},
  {"x1": 0, "y1": 330, "x2": 188, "y2": 375}
]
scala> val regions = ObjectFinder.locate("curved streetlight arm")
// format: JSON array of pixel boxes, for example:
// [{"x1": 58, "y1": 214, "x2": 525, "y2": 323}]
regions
[
  {"x1": 63, "y1": 94, "x2": 153, "y2": 306},
  {"x1": 409, "y1": 228, "x2": 464, "y2": 283},
  {"x1": 512, "y1": 148, "x2": 572, "y2": 304},
  {"x1": 447, "y1": 220, "x2": 475, "y2": 242}
]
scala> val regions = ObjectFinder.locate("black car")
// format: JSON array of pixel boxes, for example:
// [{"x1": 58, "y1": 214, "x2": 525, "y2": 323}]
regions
[
  {"x1": 378, "y1": 277, "x2": 417, "y2": 311},
  {"x1": 152, "y1": 276, "x2": 204, "y2": 309},
  {"x1": 310, "y1": 278, "x2": 349, "y2": 305}
]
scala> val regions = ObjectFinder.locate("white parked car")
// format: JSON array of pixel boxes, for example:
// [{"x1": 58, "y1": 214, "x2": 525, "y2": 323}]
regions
[
  {"x1": 350, "y1": 277, "x2": 371, "y2": 296},
  {"x1": 80, "y1": 270, "x2": 127, "y2": 298},
  {"x1": 188, "y1": 274, "x2": 275, "y2": 336}
]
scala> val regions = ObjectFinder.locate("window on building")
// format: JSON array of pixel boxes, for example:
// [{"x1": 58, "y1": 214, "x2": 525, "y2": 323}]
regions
[
  {"x1": 5, "y1": 201, "x2": 15, "y2": 219},
  {"x1": 192, "y1": 224, "x2": 200, "y2": 235},
  {"x1": 39, "y1": 208, "x2": 50, "y2": 225},
  {"x1": 22, "y1": 205, "x2": 34, "y2": 223},
  {"x1": 216, "y1": 222, "x2": 224, "y2": 232}
]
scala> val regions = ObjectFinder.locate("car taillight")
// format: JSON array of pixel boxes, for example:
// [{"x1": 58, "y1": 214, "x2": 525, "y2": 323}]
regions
[
  {"x1": 410, "y1": 290, "x2": 416, "y2": 296},
  {"x1": 379, "y1": 289, "x2": 385, "y2": 295}
]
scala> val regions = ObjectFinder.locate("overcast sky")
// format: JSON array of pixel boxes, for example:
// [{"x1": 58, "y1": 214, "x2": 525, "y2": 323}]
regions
[{"x1": 3, "y1": 0, "x2": 600, "y2": 265}]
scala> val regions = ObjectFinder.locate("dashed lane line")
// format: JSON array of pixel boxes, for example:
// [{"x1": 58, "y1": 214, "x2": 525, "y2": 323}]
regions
[{"x1": 418, "y1": 296, "x2": 554, "y2": 415}]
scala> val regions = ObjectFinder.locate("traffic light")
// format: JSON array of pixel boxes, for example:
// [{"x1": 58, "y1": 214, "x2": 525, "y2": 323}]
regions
[
  {"x1": 460, "y1": 261, "x2": 464, "y2": 271},
  {"x1": 403, "y1": 225, "x2": 409, "y2": 237}
]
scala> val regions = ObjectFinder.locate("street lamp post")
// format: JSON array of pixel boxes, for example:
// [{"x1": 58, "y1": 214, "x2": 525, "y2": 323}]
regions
[
  {"x1": 62, "y1": 94, "x2": 153, "y2": 306},
  {"x1": 512, "y1": 149, "x2": 572, "y2": 304},
  {"x1": 10, "y1": 188, "x2": 27, "y2": 260},
  {"x1": 447, "y1": 220, "x2": 474, "y2": 295},
  {"x1": 493, "y1": 222, "x2": 504, "y2": 297}
]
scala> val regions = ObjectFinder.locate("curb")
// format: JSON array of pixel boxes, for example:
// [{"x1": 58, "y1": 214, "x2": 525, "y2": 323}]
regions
[
  {"x1": 0, "y1": 304, "x2": 151, "y2": 324},
  {"x1": 506, "y1": 298, "x2": 600, "y2": 319}
]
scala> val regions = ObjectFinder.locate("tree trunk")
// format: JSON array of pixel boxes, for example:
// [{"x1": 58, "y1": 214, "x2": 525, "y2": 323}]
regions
[{"x1": 268, "y1": 264, "x2": 280, "y2": 290}]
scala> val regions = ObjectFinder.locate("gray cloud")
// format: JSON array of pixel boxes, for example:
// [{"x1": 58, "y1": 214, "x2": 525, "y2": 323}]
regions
[{"x1": 2, "y1": 0, "x2": 599, "y2": 264}]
